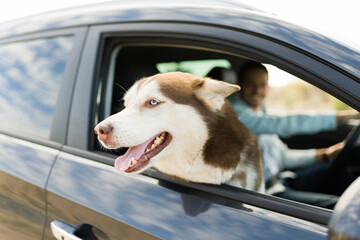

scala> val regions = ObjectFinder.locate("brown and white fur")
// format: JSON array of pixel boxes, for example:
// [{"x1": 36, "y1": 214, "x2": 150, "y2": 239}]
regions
[{"x1": 94, "y1": 72, "x2": 264, "y2": 192}]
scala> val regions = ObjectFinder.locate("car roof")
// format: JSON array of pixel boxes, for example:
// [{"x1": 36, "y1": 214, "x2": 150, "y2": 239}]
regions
[
  {"x1": 0, "y1": 0, "x2": 359, "y2": 79},
  {"x1": 0, "y1": 0, "x2": 262, "y2": 35}
]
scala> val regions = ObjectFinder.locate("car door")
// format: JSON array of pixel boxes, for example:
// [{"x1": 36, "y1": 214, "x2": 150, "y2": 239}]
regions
[
  {"x1": 0, "y1": 135, "x2": 60, "y2": 239},
  {"x1": 42, "y1": 22, "x2": 335, "y2": 240},
  {"x1": 0, "y1": 28, "x2": 84, "y2": 239}
]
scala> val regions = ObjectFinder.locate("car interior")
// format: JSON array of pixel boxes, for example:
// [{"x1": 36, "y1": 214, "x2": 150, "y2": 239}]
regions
[{"x1": 94, "y1": 40, "x2": 360, "y2": 210}]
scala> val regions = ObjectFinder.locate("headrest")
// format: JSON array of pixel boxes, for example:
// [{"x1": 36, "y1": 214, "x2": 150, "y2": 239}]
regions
[{"x1": 206, "y1": 67, "x2": 237, "y2": 85}]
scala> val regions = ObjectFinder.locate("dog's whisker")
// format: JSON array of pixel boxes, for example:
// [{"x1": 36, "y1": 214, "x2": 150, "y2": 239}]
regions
[
  {"x1": 146, "y1": 169, "x2": 154, "y2": 178},
  {"x1": 191, "y1": 147, "x2": 203, "y2": 167},
  {"x1": 97, "y1": 141, "x2": 117, "y2": 153},
  {"x1": 114, "y1": 82, "x2": 127, "y2": 95}
]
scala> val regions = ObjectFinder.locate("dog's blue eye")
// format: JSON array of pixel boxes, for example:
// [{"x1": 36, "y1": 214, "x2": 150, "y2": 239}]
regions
[
  {"x1": 149, "y1": 99, "x2": 158, "y2": 106},
  {"x1": 145, "y1": 99, "x2": 162, "y2": 108}
]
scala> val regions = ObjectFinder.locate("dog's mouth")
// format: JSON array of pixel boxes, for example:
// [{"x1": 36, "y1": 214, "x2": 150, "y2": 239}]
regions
[{"x1": 114, "y1": 132, "x2": 172, "y2": 173}]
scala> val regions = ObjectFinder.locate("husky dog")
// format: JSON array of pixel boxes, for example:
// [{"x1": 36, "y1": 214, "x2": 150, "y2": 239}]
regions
[{"x1": 94, "y1": 72, "x2": 264, "y2": 192}]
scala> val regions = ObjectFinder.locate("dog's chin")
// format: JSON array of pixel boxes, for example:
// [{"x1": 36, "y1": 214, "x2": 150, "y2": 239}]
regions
[{"x1": 114, "y1": 132, "x2": 172, "y2": 173}]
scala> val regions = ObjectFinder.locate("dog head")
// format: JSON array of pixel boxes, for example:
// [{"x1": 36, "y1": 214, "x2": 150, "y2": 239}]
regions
[{"x1": 94, "y1": 72, "x2": 240, "y2": 175}]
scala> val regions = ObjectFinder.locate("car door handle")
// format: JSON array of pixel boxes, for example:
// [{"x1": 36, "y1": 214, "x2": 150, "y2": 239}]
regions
[
  {"x1": 51, "y1": 220, "x2": 83, "y2": 240},
  {"x1": 51, "y1": 220, "x2": 110, "y2": 240}
]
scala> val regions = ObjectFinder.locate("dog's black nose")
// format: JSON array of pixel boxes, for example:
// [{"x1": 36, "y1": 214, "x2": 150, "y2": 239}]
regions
[{"x1": 94, "y1": 123, "x2": 113, "y2": 141}]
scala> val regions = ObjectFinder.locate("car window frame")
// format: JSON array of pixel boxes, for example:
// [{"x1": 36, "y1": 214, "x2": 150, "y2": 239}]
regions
[{"x1": 66, "y1": 21, "x2": 360, "y2": 226}]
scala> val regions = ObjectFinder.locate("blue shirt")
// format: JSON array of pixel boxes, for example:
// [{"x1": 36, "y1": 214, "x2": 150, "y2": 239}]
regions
[
  {"x1": 231, "y1": 96, "x2": 337, "y2": 181},
  {"x1": 232, "y1": 97, "x2": 337, "y2": 138}
]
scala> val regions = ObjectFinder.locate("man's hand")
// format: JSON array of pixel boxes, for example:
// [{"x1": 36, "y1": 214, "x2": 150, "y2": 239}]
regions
[{"x1": 316, "y1": 142, "x2": 344, "y2": 162}]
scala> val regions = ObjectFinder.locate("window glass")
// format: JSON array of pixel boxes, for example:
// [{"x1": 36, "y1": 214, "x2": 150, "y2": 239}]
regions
[{"x1": 0, "y1": 36, "x2": 74, "y2": 138}]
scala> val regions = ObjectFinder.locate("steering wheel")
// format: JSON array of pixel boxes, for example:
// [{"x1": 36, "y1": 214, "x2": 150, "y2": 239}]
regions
[{"x1": 328, "y1": 124, "x2": 360, "y2": 172}]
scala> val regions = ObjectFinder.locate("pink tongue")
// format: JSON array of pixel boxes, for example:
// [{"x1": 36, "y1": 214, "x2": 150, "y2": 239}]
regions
[{"x1": 114, "y1": 136, "x2": 155, "y2": 171}]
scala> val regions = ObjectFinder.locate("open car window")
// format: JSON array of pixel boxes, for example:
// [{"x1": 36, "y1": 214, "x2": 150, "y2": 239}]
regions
[{"x1": 95, "y1": 41, "x2": 359, "y2": 213}]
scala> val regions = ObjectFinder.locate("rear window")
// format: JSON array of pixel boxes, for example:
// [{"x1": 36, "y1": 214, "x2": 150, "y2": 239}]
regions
[{"x1": 0, "y1": 36, "x2": 74, "y2": 138}]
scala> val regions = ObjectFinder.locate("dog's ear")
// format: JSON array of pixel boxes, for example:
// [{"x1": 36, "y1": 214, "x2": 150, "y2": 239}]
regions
[{"x1": 195, "y1": 78, "x2": 240, "y2": 111}]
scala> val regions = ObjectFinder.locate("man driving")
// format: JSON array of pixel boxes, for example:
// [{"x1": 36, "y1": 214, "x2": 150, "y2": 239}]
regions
[{"x1": 232, "y1": 61, "x2": 358, "y2": 208}]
